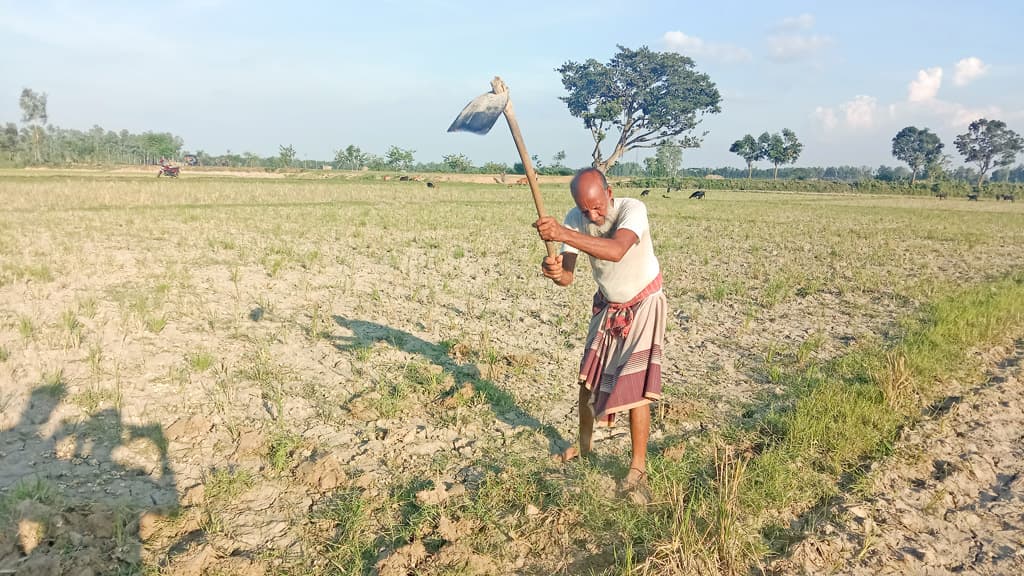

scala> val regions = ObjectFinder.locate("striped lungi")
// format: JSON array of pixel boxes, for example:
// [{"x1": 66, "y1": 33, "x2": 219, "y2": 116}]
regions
[{"x1": 578, "y1": 274, "x2": 666, "y2": 426}]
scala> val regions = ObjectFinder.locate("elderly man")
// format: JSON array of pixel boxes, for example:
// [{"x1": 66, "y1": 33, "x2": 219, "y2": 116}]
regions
[{"x1": 534, "y1": 167, "x2": 666, "y2": 490}]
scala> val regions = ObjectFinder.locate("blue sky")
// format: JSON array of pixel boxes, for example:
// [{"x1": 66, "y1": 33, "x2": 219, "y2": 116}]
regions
[{"x1": 2, "y1": 0, "x2": 1021, "y2": 169}]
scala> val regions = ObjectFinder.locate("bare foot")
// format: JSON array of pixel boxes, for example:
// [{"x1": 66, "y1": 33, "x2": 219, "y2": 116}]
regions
[
  {"x1": 619, "y1": 467, "x2": 647, "y2": 492},
  {"x1": 551, "y1": 446, "x2": 583, "y2": 463}
]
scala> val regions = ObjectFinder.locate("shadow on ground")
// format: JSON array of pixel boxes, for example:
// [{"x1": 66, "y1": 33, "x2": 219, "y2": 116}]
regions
[
  {"x1": 331, "y1": 315, "x2": 566, "y2": 454},
  {"x1": 0, "y1": 385, "x2": 177, "y2": 574}
]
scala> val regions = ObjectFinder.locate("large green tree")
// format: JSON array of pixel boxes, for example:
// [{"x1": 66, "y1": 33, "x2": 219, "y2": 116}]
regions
[
  {"x1": 891, "y1": 126, "x2": 944, "y2": 185},
  {"x1": 954, "y1": 119, "x2": 1024, "y2": 187},
  {"x1": 19, "y1": 88, "x2": 48, "y2": 163},
  {"x1": 729, "y1": 133, "x2": 767, "y2": 178},
  {"x1": 557, "y1": 45, "x2": 721, "y2": 173},
  {"x1": 764, "y1": 129, "x2": 803, "y2": 179}
]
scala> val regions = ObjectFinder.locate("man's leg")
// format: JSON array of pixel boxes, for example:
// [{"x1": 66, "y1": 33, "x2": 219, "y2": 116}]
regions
[
  {"x1": 556, "y1": 384, "x2": 594, "y2": 461},
  {"x1": 577, "y1": 385, "x2": 594, "y2": 456},
  {"x1": 624, "y1": 403, "x2": 650, "y2": 485}
]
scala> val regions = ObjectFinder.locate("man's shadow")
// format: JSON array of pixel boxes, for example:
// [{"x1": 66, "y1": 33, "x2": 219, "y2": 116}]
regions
[
  {"x1": 0, "y1": 385, "x2": 178, "y2": 573},
  {"x1": 331, "y1": 315, "x2": 566, "y2": 453}
]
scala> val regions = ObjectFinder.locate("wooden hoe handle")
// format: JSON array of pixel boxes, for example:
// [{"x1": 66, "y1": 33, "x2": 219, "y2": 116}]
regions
[{"x1": 491, "y1": 77, "x2": 558, "y2": 259}]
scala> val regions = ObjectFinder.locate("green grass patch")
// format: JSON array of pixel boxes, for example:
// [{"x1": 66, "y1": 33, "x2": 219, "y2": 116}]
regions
[{"x1": 628, "y1": 272, "x2": 1024, "y2": 573}]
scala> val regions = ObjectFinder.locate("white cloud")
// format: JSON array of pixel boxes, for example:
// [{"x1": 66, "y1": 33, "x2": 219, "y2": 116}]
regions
[
  {"x1": 812, "y1": 96, "x2": 877, "y2": 132},
  {"x1": 840, "y1": 95, "x2": 877, "y2": 129},
  {"x1": 663, "y1": 31, "x2": 752, "y2": 63},
  {"x1": 766, "y1": 34, "x2": 832, "y2": 62},
  {"x1": 776, "y1": 13, "x2": 815, "y2": 31},
  {"x1": 953, "y1": 57, "x2": 989, "y2": 86},
  {"x1": 908, "y1": 67, "x2": 942, "y2": 102},
  {"x1": 812, "y1": 106, "x2": 838, "y2": 131}
]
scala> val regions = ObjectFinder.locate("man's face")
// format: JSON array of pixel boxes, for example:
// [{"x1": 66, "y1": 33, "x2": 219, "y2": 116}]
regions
[{"x1": 574, "y1": 185, "x2": 613, "y2": 226}]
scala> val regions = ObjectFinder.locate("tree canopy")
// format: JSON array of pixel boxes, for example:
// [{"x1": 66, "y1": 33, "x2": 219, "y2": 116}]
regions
[
  {"x1": 891, "y1": 126, "x2": 944, "y2": 185},
  {"x1": 954, "y1": 119, "x2": 1023, "y2": 186},
  {"x1": 385, "y1": 146, "x2": 416, "y2": 171},
  {"x1": 764, "y1": 129, "x2": 802, "y2": 179},
  {"x1": 729, "y1": 133, "x2": 769, "y2": 178},
  {"x1": 19, "y1": 88, "x2": 48, "y2": 163},
  {"x1": 557, "y1": 45, "x2": 721, "y2": 173}
]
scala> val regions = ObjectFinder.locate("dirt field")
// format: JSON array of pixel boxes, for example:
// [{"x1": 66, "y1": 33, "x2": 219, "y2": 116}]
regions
[{"x1": 1, "y1": 170, "x2": 1022, "y2": 574}]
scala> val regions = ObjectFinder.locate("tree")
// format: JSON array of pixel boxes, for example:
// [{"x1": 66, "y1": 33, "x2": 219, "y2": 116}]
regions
[
  {"x1": 764, "y1": 129, "x2": 802, "y2": 179},
  {"x1": 552, "y1": 150, "x2": 567, "y2": 167},
  {"x1": 19, "y1": 88, "x2": 48, "y2": 163},
  {"x1": 385, "y1": 145, "x2": 415, "y2": 171},
  {"x1": 954, "y1": 119, "x2": 1024, "y2": 187},
  {"x1": 278, "y1": 144, "x2": 296, "y2": 168},
  {"x1": 1, "y1": 122, "x2": 18, "y2": 161},
  {"x1": 557, "y1": 45, "x2": 721, "y2": 173},
  {"x1": 482, "y1": 161, "x2": 509, "y2": 174},
  {"x1": 656, "y1": 140, "x2": 683, "y2": 177},
  {"x1": 334, "y1": 145, "x2": 366, "y2": 170},
  {"x1": 442, "y1": 153, "x2": 473, "y2": 173},
  {"x1": 891, "y1": 126, "x2": 944, "y2": 185},
  {"x1": 729, "y1": 134, "x2": 766, "y2": 178}
]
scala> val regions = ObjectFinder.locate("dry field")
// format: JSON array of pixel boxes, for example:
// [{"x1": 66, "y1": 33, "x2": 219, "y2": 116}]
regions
[{"x1": 0, "y1": 170, "x2": 1022, "y2": 574}]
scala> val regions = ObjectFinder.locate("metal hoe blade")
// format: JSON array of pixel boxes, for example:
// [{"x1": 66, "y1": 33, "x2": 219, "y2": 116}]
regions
[{"x1": 447, "y1": 91, "x2": 509, "y2": 135}]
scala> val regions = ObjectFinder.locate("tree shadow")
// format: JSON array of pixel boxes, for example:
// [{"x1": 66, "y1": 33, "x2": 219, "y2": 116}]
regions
[
  {"x1": 331, "y1": 315, "x2": 566, "y2": 453},
  {"x1": 0, "y1": 385, "x2": 178, "y2": 573}
]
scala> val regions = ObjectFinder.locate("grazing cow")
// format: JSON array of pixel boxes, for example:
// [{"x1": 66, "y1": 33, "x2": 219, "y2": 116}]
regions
[
  {"x1": 934, "y1": 192, "x2": 947, "y2": 199},
  {"x1": 996, "y1": 193, "x2": 1015, "y2": 202},
  {"x1": 662, "y1": 194, "x2": 671, "y2": 199},
  {"x1": 426, "y1": 181, "x2": 436, "y2": 188},
  {"x1": 640, "y1": 189, "x2": 650, "y2": 197},
  {"x1": 689, "y1": 190, "x2": 706, "y2": 200},
  {"x1": 967, "y1": 193, "x2": 979, "y2": 201},
  {"x1": 399, "y1": 175, "x2": 412, "y2": 181},
  {"x1": 382, "y1": 175, "x2": 391, "y2": 181},
  {"x1": 492, "y1": 176, "x2": 503, "y2": 185},
  {"x1": 515, "y1": 176, "x2": 529, "y2": 185}
]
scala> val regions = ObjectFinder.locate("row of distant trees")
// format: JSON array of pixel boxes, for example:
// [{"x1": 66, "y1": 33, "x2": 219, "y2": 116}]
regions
[
  {"x1": 4, "y1": 89, "x2": 184, "y2": 166},
  {"x1": 889, "y1": 120, "x2": 1023, "y2": 187},
  {"x1": 723, "y1": 120, "x2": 1024, "y2": 187}
]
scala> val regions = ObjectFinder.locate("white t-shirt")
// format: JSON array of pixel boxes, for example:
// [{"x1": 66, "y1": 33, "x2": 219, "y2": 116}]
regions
[{"x1": 561, "y1": 197, "x2": 661, "y2": 302}]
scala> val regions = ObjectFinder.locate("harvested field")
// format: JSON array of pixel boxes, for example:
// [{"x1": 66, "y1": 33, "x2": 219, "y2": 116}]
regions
[{"x1": 1, "y1": 170, "x2": 1022, "y2": 574}]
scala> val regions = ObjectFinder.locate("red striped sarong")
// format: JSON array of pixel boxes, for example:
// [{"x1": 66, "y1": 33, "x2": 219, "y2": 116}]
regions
[{"x1": 578, "y1": 274, "x2": 666, "y2": 426}]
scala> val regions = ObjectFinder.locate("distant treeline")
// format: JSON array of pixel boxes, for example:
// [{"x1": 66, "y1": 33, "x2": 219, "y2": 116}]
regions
[
  {"x1": 618, "y1": 175, "x2": 1023, "y2": 198},
  {"x1": 3, "y1": 121, "x2": 1023, "y2": 188}
]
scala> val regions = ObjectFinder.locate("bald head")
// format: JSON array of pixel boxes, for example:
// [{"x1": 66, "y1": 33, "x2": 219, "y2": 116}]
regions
[
  {"x1": 570, "y1": 168, "x2": 609, "y2": 200},
  {"x1": 570, "y1": 168, "x2": 614, "y2": 226}
]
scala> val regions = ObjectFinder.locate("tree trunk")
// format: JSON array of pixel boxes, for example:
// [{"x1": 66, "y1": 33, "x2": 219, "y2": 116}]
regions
[
  {"x1": 773, "y1": 163, "x2": 779, "y2": 180},
  {"x1": 747, "y1": 162, "x2": 753, "y2": 179},
  {"x1": 910, "y1": 169, "x2": 917, "y2": 186}
]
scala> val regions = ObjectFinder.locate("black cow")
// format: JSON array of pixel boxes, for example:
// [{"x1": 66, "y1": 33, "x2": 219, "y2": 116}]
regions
[
  {"x1": 967, "y1": 193, "x2": 979, "y2": 201},
  {"x1": 689, "y1": 190, "x2": 706, "y2": 200},
  {"x1": 426, "y1": 181, "x2": 436, "y2": 188},
  {"x1": 640, "y1": 189, "x2": 650, "y2": 197}
]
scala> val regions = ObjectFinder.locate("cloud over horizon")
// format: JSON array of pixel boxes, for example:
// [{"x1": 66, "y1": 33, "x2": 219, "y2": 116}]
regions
[
  {"x1": 663, "y1": 31, "x2": 752, "y2": 63},
  {"x1": 908, "y1": 67, "x2": 943, "y2": 102},
  {"x1": 953, "y1": 57, "x2": 989, "y2": 86}
]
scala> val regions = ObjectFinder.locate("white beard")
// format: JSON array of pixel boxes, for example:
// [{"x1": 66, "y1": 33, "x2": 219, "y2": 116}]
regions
[{"x1": 584, "y1": 199, "x2": 620, "y2": 237}]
